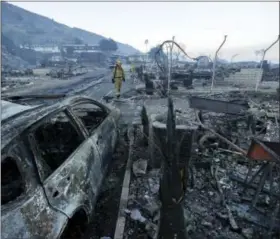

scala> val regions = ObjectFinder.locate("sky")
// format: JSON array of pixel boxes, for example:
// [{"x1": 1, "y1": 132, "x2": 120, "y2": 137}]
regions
[{"x1": 10, "y1": 1, "x2": 280, "y2": 62}]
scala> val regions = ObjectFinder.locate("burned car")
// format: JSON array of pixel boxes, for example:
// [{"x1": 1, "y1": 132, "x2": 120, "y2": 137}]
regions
[{"x1": 1, "y1": 96, "x2": 120, "y2": 239}]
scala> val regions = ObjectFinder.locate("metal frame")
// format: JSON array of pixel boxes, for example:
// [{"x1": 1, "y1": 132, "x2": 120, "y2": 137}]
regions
[{"x1": 243, "y1": 138, "x2": 280, "y2": 207}]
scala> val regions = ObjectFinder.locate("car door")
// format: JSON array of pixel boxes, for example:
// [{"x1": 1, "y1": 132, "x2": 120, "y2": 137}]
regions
[
  {"x1": 69, "y1": 100, "x2": 119, "y2": 172},
  {"x1": 28, "y1": 109, "x2": 100, "y2": 218},
  {"x1": 1, "y1": 138, "x2": 68, "y2": 239}
]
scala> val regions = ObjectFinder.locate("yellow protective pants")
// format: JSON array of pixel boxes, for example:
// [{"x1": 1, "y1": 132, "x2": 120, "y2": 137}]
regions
[{"x1": 114, "y1": 78, "x2": 122, "y2": 97}]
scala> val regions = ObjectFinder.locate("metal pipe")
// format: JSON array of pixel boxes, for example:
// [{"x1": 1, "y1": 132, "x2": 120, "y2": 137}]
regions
[
  {"x1": 168, "y1": 36, "x2": 175, "y2": 95},
  {"x1": 155, "y1": 40, "x2": 196, "y2": 61},
  {"x1": 255, "y1": 35, "x2": 280, "y2": 91},
  {"x1": 231, "y1": 54, "x2": 239, "y2": 64},
  {"x1": 210, "y1": 35, "x2": 228, "y2": 92}
]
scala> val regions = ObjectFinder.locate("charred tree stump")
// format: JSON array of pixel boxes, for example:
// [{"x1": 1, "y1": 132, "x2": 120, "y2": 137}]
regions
[
  {"x1": 144, "y1": 74, "x2": 154, "y2": 95},
  {"x1": 183, "y1": 71, "x2": 193, "y2": 88},
  {"x1": 158, "y1": 98, "x2": 188, "y2": 239},
  {"x1": 141, "y1": 106, "x2": 149, "y2": 146},
  {"x1": 158, "y1": 76, "x2": 168, "y2": 97},
  {"x1": 176, "y1": 128, "x2": 195, "y2": 192},
  {"x1": 198, "y1": 110, "x2": 204, "y2": 123},
  {"x1": 151, "y1": 124, "x2": 166, "y2": 168},
  {"x1": 247, "y1": 114, "x2": 256, "y2": 134}
]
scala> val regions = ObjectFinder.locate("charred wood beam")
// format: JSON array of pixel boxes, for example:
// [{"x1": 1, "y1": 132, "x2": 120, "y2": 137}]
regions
[
  {"x1": 159, "y1": 97, "x2": 188, "y2": 239},
  {"x1": 189, "y1": 96, "x2": 249, "y2": 115},
  {"x1": 267, "y1": 201, "x2": 280, "y2": 239},
  {"x1": 194, "y1": 111, "x2": 247, "y2": 155},
  {"x1": 114, "y1": 126, "x2": 134, "y2": 239},
  {"x1": 229, "y1": 173, "x2": 280, "y2": 199}
]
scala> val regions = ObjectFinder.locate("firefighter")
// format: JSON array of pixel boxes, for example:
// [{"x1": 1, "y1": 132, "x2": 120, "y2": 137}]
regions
[
  {"x1": 112, "y1": 60, "x2": 125, "y2": 98},
  {"x1": 130, "y1": 63, "x2": 137, "y2": 83},
  {"x1": 130, "y1": 63, "x2": 135, "y2": 73}
]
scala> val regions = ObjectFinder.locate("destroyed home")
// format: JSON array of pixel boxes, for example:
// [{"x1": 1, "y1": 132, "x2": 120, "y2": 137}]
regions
[
  {"x1": 20, "y1": 45, "x2": 61, "y2": 54},
  {"x1": 61, "y1": 44, "x2": 100, "y2": 54},
  {"x1": 78, "y1": 51, "x2": 106, "y2": 65},
  {"x1": 1, "y1": 1, "x2": 279, "y2": 239},
  {"x1": 128, "y1": 54, "x2": 147, "y2": 64}
]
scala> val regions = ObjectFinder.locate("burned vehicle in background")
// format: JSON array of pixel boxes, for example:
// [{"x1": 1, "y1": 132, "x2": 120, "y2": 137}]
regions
[
  {"x1": 47, "y1": 65, "x2": 88, "y2": 79},
  {"x1": 2, "y1": 68, "x2": 34, "y2": 77},
  {"x1": 1, "y1": 96, "x2": 120, "y2": 239},
  {"x1": 259, "y1": 60, "x2": 280, "y2": 82}
]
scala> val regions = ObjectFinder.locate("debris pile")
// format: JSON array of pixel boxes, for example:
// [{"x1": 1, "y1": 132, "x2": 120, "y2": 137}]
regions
[
  {"x1": 184, "y1": 144, "x2": 280, "y2": 239},
  {"x1": 123, "y1": 128, "x2": 161, "y2": 239},
  {"x1": 180, "y1": 91, "x2": 280, "y2": 239},
  {"x1": 121, "y1": 88, "x2": 279, "y2": 239}
]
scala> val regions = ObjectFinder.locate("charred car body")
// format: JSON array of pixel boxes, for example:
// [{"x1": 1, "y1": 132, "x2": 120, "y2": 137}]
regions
[{"x1": 1, "y1": 96, "x2": 120, "y2": 239}]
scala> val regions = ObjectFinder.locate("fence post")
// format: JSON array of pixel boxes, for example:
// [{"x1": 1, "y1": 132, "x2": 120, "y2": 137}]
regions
[
  {"x1": 211, "y1": 35, "x2": 228, "y2": 92},
  {"x1": 255, "y1": 35, "x2": 280, "y2": 91}
]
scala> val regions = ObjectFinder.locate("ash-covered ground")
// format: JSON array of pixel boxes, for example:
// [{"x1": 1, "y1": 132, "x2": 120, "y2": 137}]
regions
[
  {"x1": 2, "y1": 63, "x2": 279, "y2": 239},
  {"x1": 111, "y1": 85, "x2": 280, "y2": 239}
]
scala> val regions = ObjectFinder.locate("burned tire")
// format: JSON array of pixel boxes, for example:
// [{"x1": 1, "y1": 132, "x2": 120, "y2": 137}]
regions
[{"x1": 60, "y1": 210, "x2": 88, "y2": 239}]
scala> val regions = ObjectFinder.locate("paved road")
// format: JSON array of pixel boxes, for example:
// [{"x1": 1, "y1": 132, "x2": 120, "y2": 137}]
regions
[
  {"x1": 2, "y1": 69, "x2": 110, "y2": 97},
  {"x1": 2, "y1": 67, "x2": 139, "y2": 111},
  {"x1": 2, "y1": 65, "x2": 142, "y2": 126},
  {"x1": 3, "y1": 65, "x2": 137, "y2": 101},
  {"x1": 83, "y1": 71, "x2": 143, "y2": 126},
  {"x1": 82, "y1": 73, "x2": 137, "y2": 100}
]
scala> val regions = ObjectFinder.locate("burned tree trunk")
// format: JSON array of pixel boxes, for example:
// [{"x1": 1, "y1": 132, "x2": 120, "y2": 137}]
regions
[
  {"x1": 141, "y1": 106, "x2": 149, "y2": 146},
  {"x1": 144, "y1": 74, "x2": 154, "y2": 95},
  {"x1": 159, "y1": 97, "x2": 188, "y2": 239}
]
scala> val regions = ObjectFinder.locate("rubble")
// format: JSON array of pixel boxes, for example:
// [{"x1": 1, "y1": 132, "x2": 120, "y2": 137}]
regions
[
  {"x1": 2, "y1": 46, "x2": 279, "y2": 238},
  {"x1": 121, "y1": 128, "x2": 161, "y2": 239},
  {"x1": 132, "y1": 159, "x2": 148, "y2": 177},
  {"x1": 182, "y1": 92, "x2": 278, "y2": 238},
  {"x1": 242, "y1": 228, "x2": 254, "y2": 239},
  {"x1": 117, "y1": 86, "x2": 280, "y2": 239}
]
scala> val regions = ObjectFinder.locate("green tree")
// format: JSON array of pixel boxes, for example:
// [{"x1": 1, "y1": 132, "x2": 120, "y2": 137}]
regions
[
  {"x1": 99, "y1": 38, "x2": 118, "y2": 52},
  {"x1": 66, "y1": 46, "x2": 74, "y2": 56},
  {"x1": 73, "y1": 37, "x2": 83, "y2": 44},
  {"x1": 148, "y1": 45, "x2": 167, "y2": 60}
]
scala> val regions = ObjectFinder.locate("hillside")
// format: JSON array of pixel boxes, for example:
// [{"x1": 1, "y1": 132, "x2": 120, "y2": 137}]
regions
[
  {"x1": 1, "y1": 2, "x2": 139, "y2": 55},
  {"x1": 2, "y1": 34, "x2": 33, "y2": 69}
]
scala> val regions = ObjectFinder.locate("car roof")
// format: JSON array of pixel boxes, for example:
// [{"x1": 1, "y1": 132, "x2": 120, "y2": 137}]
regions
[
  {"x1": 1, "y1": 100, "x2": 40, "y2": 121},
  {"x1": 1, "y1": 96, "x2": 109, "y2": 151}
]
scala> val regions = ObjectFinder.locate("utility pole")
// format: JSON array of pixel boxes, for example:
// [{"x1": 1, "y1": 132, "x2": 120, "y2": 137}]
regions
[
  {"x1": 255, "y1": 35, "x2": 280, "y2": 91},
  {"x1": 210, "y1": 35, "x2": 228, "y2": 92},
  {"x1": 144, "y1": 39, "x2": 149, "y2": 71},
  {"x1": 254, "y1": 50, "x2": 263, "y2": 68},
  {"x1": 141, "y1": 39, "x2": 149, "y2": 84}
]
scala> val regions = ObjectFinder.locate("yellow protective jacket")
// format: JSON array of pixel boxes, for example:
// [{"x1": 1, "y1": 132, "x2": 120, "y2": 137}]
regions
[{"x1": 113, "y1": 65, "x2": 125, "y2": 80}]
